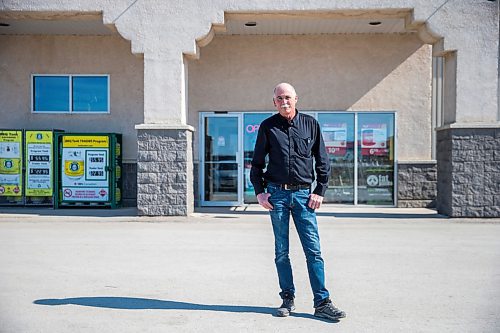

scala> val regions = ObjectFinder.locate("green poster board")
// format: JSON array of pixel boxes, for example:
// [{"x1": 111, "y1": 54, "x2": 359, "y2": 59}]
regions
[{"x1": 55, "y1": 133, "x2": 122, "y2": 208}]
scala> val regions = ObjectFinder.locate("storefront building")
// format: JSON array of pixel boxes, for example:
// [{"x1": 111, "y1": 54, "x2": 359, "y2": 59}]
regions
[{"x1": 0, "y1": 1, "x2": 498, "y2": 217}]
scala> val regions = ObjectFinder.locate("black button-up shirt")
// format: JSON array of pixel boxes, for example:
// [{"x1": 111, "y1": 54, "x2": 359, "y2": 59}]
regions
[{"x1": 250, "y1": 110, "x2": 330, "y2": 196}]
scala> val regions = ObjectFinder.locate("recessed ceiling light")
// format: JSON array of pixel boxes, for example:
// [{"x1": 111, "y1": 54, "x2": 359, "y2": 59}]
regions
[
  {"x1": 369, "y1": 21, "x2": 382, "y2": 26},
  {"x1": 244, "y1": 22, "x2": 257, "y2": 27},
  {"x1": 0, "y1": 23, "x2": 10, "y2": 27}
]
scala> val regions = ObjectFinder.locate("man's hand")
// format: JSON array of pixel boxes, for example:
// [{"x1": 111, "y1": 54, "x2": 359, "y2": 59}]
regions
[
  {"x1": 257, "y1": 192, "x2": 273, "y2": 210},
  {"x1": 308, "y1": 193, "x2": 324, "y2": 210}
]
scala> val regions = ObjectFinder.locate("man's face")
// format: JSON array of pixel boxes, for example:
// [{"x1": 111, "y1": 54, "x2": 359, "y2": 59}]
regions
[{"x1": 273, "y1": 86, "x2": 298, "y2": 120}]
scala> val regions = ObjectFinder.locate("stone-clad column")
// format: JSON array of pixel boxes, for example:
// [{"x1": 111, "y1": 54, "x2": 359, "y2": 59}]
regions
[
  {"x1": 135, "y1": 125, "x2": 194, "y2": 216},
  {"x1": 397, "y1": 162, "x2": 437, "y2": 208},
  {"x1": 436, "y1": 127, "x2": 500, "y2": 217}
]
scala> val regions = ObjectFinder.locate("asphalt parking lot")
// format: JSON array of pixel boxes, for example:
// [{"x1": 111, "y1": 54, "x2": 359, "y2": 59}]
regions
[{"x1": 1, "y1": 206, "x2": 499, "y2": 332}]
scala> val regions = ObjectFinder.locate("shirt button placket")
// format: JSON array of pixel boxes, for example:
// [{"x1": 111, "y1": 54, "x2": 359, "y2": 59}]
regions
[
  {"x1": 289, "y1": 126, "x2": 295, "y2": 184},
  {"x1": 287, "y1": 127, "x2": 292, "y2": 185}
]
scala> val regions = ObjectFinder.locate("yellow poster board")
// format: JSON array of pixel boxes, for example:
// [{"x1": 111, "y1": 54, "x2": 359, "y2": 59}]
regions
[
  {"x1": 25, "y1": 131, "x2": 53, "y2": 196},
  {"x1": 63, "y1": 136, "x2": 109, "y2": 148},
  {"x1": 0, "y1": 130, "x2": 23, "y2": 196}
]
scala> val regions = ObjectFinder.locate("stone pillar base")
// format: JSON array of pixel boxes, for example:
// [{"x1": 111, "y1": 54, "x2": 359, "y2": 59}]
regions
[
  {"x1": 136, "y1": 126, "x2": 194, "y2": 216},
  {"x1": 122, "y1": 163, "x2": 137, "y2": 207},
  {"x1": 397, "y1": 162, "x2": 437, "y2": 208},
  {"x1": 436, "y1": 127, "x2": 500, "y2": 217}
]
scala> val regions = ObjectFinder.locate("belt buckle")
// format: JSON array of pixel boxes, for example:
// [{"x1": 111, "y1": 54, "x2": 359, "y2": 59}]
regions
[{"x1": 284, "y1": 184, "x2": 290, "y2": 190}]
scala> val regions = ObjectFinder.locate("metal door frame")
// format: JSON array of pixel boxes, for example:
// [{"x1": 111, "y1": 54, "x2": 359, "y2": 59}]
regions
[
  {"x1": 199, "y1": 112, "x2": 243, "y2": 206},
  {"x1": 301, "y1": 111, "x2": 397, "y2": 207},
  {"x1": 199, "y1": 111, "x2": 397, "y2": 207}
]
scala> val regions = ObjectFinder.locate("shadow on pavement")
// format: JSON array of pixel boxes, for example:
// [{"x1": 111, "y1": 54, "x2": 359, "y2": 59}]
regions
[
  {"x1": 33, "y1": 297, "x2": 336, "y2": 322},
  {"x1": 1, "y1": 206, "x2": 446, "y2": 220},
  {"x1": 200, "y1": 209, "x2": 445, "y2": 220},
  {"x1": 316, "y1": 212, "x2": 446, "y2": 219},
  {"x1": 0, "y1": 207, "x2": 138, "y2": 217}
]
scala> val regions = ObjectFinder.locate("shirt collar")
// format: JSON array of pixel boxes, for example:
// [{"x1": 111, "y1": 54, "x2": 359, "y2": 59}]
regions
[{"x1": 278, "y1": 109, "x2": 300, "y2": 126}]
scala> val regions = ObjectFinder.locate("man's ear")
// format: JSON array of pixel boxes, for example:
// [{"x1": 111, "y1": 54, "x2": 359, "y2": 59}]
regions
[
  {"x1": 273, "y1": 98, "x2": 277, "y2": 107},
  {"x1": 295, "y1": 96, "x2": 298, "y2": 103}
]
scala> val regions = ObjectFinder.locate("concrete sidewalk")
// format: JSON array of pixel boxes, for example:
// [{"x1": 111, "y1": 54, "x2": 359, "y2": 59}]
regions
[{"x1": 0, "y1": 207, "x2": 499, "y2": 332}]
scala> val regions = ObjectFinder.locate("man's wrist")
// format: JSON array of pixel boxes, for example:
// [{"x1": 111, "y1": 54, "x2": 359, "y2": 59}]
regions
[{"x1": 312, "y1": 185, "x2": 327, "y2": 197}]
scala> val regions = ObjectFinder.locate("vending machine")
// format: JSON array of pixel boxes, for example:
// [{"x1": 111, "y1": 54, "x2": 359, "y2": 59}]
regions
[
  {"x1": 0, "y1": 130, "x2": 24, "y2": 205},
  {"x1": 24, "y1": 130, "x2": 62, "y2": 206},
  {"x1": 55, "y1": 133, "x2": 122, "y2": 208}
]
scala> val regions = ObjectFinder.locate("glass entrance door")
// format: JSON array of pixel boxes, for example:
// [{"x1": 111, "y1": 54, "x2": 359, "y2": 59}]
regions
[{"x1": 200, "y1": 114, "x2": 242, "y2": 206}]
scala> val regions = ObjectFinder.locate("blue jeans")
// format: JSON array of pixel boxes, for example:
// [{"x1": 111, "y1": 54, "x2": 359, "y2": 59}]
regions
[{"x1": 267, "y1": 183, "x2": 330, "y2": 307}]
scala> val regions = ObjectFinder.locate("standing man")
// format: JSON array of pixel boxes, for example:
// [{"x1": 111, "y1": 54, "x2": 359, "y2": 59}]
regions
[{"x1": 250, "y1": 83, "x2": 345, "y2": 321}]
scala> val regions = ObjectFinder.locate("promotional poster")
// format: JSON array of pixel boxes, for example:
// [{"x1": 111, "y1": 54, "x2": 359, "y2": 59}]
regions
[
  {"x1": 0, "y1": 130, "x2": 23, "y2": 197},
  {"x1": 61, "y1": 135, "x2": 109, "y2": 202},
  {"x1": 322, "y1": 122, "x2": 347, "y2": 156},
  {"x1": 25, "y1": 131, "x2": 53, "y2": 197},
  {"x1": 360, "y1": 123, "x2": 388, "y2": 156}
]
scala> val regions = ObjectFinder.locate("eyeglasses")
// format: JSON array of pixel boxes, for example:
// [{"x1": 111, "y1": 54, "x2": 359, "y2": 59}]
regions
[{"x1": 275, "y1": 95, "x2": 294, "y2": 102}]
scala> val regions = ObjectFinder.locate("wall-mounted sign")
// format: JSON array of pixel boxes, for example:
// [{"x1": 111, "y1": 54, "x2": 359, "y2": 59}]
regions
[
  {"x1": 61, "y1": 135, "x2": 109, "y2": 201},
  {"x1": 0, "y1": 130, "x2": 23, "y2": 196},
  {"x1": 25, "y1": 131, "x2": 53, "y2": 197}
]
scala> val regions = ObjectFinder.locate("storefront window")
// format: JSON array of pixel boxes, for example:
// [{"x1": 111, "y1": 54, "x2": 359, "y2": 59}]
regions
[
  {"x1": 357, "y1": 113, "x2": 395, "y2": 205},
  {"x1": 200, "y1": 111, "x2": 396, "y2": 206},
  {"x1": 318, "y1": 113, "x2": 355, "y2": 204},
  {"x1": 243, "y1": 113, "x2": 272, "y2": 203}
]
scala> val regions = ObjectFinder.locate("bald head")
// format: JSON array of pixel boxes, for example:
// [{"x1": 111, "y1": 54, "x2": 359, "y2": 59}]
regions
[
  {"x1": 273, "y1": 82, "x2": 298, "y2": 120},
  {"x1": 273, "y1": 83, "x2": 297, "y2": 98}
]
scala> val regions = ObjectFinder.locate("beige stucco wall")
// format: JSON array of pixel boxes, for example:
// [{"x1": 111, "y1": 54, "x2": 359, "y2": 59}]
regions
[
  {"x1": 188, "y1": 34, "x2": 432, "y2": 161},
  {"x1": 0, "y1": 1, "x2": 497, "y2": 128},
  {"x1": 0, "y1": 35, "x2": 143, "y2": 161},
  {"x1": 443, "y1": 52, "x2": 457, "y2": 126}
]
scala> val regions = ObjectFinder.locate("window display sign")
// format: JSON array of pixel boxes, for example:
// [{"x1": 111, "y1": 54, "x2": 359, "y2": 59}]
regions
[
  {"x1": 322, "y1": 123, "x2": 347, "y2": 156},
  {"x1": 360, "y1": 123, "x2": 388, "y2": 156},
  {"x1": 0, "y1": 130, "x2": 23, "y2": 197},
  {"x1": 61, "y1": 135, "x2": 109, "y2": 201},
  {"x1": 25, "y1": 131, "x2": 53, "y2": 196},
  {"x1": 243, "y1": 113, "x2": 272, "y2": 203}
]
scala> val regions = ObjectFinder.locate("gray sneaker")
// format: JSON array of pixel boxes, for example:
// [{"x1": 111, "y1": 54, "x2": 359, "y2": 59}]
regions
[
  {"x1": 314, "y1": 299, "x2": 346, "y2": 321},
  {"x1": 276, "y1": 296, "x2": 295, "y2": 317}
]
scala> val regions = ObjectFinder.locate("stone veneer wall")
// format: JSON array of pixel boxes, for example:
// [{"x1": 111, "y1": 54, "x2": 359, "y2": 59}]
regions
[
  {"x1": 136, "y1": 129, "x2": 194, "y2": 216},
  {"x1": 193, "y1": 161, "x2": 438, "y2": 208},
  {"x1": 397, "y1": 162, "x2": 437, "y2": 208},
  {"x1": 193, "y1": 162, "x2": 199, "y2": 207},
  {"x1": 121, "y1": 163, "x2": 137, "y2": 207},
  {"x1": 436, "y1": 128, "x2": 500, "y2": 217}
]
